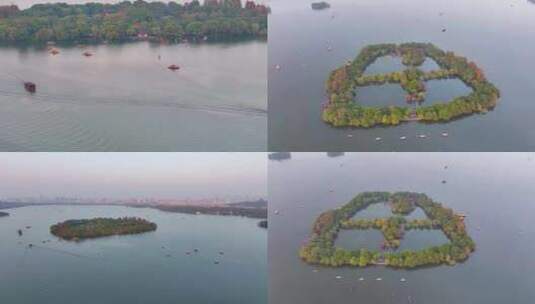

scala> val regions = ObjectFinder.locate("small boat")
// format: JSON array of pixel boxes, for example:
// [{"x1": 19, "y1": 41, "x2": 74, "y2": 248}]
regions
[
  {"x1": 358, "y1": 277, "x2": 364, "y2": 281},
  {"x1": 17, "y1": 229, "x2": 23, "y2": 236},
  {"x1": 376, "y1": 277, "x2": 382, "y2": 281},
  {"x1": 83, "y1": 51, "x2": 93, "y2": 57},
  {"x1": 312, "y1": 269, "x2": 318, "y2": 273},
  {"x1": 400, "y1": 278, "x2": 406, "y2": 282},
  {"x1": 275, "y1": 64, "x2": 281, "y2": 70},
  {"x1": 441, "y1": 132, "x2": 449, "y2": 137},
  {"x1": 168, "y1": 64, "x2": 180, "y2": 71},
  {"x1": 375, "y1": 137, "x2": 382, "y2": 141},
  {"x1": 214, "y1": 261, "x2": 220, "y2": 264},
  {"x1": 28, "y1": 244, "x2": 34, "y2": 248},
  {"x1": 24, "y1": 82, "x2": 36, "y2": 93},
  {"x1": 418, "y1": 134, "x2": 427, "y2": 139},
  {"x1": 400, "y1": 136, "x2": 407, "y2": 140},
  {"x1": 186, "y1": 251, "x2": 191, "y2": 255},
  {"x1": 327, "y1": 46, "x2": 333, "y2": 52},
  {"x1": 193, "y1": 248, "x2": 199, "y2": 253},
  {"x1": 347, "y1": 134, "x2": 353, "y2": 138},
  {"x1": 335, "y1": 275, "x2": 342, "y2": 279},
  {"x1": 50, "y1": 49, "x2": 60, "y2": 55},
  {"x1": 274, "y1": 210, "x2": 280, "y2": 215},
  {"x1": 442, "y1": 180, "x2": 447, "y2": 184},
  {"x1": 219, "y1": 251, "x2": 224, "y2": 255}
]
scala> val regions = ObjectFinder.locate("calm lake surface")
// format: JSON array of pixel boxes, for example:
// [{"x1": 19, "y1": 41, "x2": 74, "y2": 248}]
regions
[
  {"x1": 0, "y1": 40, "x2": 267, "y2": 151},
  {"x1": 268, "y1": 0, "x2": 535, "y2": 151},
  {"x1": 0, "y1": 205, "x2": 267, "y2": 304},
  {"x1": 269, "y1": 153, "x2": 535, "y2": 304}
]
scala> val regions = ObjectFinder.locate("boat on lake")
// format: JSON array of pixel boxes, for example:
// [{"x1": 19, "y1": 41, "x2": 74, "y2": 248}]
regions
[{"x1": 24, "y1": 82, "x2": 36, "y2": 93}]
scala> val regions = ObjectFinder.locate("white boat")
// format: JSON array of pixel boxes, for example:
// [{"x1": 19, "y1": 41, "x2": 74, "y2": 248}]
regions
[
  {"x1": 275, "y1": 64, "x2": 281, "y2": 70},
  {"x1": 347, "y1": 134, "x2": 353, "y2": 138},
  {"x1": 400, "y1": 278, "x2": 406, "y2": 282},
  {"x1": 376, "y1": 277, "x2": 382, "y2": 281},
  {"x1": 358, "y1": 277, "x2": 364, "y2": 281},
  {"x1": 375, "y1": 137, "x2": 382, "y2": 141},
  {"x1": 441, "y1": 132, "x2": 449, "y2": 137},
  {"x1": 335, "y1": 275, "x2": 342, "y2": 279},
  {"x1": 274, "y1": 210, "x2": 280, "y2": 215},
  {"x1": 400, "y1": 136, "x2": 407, "y2": 140},
  {"x1": 418, "y1": 134, "x2": 427, "y2": 139}
]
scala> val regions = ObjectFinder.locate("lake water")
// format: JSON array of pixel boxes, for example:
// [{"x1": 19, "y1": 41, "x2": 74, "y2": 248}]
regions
[
  {"x1": 0, "y1": 40, "x2": 267, "y2": 151},
  {"x1": 0, "y1": 205, "x2": 267, "y2": 304},
  {"x1": 268, "y1": 0, "x2": 535, "y2": 151},
  {"x1": 269, "y1": 153, "x2": 535, "y2": 304}
]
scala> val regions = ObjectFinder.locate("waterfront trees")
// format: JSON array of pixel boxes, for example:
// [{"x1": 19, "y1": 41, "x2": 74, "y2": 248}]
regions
[{"x1": 0, "y1": 1, "x2": 269, "y2": 43}]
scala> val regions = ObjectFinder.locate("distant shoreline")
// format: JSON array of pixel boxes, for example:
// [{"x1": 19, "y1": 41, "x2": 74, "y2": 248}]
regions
[{"x1": 0, "y1": 199, "x2": 268, "y2": 220}]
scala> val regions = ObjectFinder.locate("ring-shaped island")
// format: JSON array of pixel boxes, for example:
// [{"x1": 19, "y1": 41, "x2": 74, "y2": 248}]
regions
[
  {"x1": 299, "y1": 192, "x2": 475, "y2": 269},
  {"x1": 322, "y1": 43, "x2": 500, "y2": 128}
]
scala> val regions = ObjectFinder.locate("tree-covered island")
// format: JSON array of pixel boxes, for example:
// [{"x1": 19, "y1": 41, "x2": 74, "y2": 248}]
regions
[
  {"x1": 322, "y1": 43, "x2": 500, "y2": 127},
  {"x1": 50, "y1": 217, "x2": 157, "y2": 240},
  {"x1": 311, "y1": 2, "x2": 331, "y2": 10},
  {"x1": 0, "y1": 0, "x2": 268, "y2": 44},
  {"x1": 299, "y1": 192, "x2": 475, "y2": 268}
]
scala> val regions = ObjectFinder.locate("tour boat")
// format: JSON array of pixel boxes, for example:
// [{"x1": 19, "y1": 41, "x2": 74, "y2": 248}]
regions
[{"x1": 24, "y1": 82, "x2": 36, "y2": 93}]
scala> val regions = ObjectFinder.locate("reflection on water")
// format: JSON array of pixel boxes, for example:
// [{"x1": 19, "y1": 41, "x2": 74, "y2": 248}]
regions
[
  {"x1": 269, "y1": 0, "x2": 535, "y2": 151},
  {"x1": 0, "y1": 40, "x2": 267, "y2": 151},
  {"x1": 269, "y1": 153, "x2": 535, "y2": 304},
  {"x1": 0, "y1": 205, "x2": 267, "y2": 304},
  {"x1": 336, "y1": 229, "x2": 384, "y2": 251}
]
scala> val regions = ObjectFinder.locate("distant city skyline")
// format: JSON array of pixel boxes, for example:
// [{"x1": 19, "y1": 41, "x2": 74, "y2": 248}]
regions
[{"x1": 0, "y1": 153, "x2": 266, "y2": 200}]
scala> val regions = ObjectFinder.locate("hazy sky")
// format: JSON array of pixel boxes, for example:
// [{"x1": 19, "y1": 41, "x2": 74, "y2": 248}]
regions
[{"x1": 0, "y1": 153, "x2": 266, "y2": 199}]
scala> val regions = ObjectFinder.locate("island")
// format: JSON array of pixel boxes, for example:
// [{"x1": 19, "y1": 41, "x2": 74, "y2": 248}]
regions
[
  {"x1": 0, "y1": 211, "x2": 9, "y2": 217},
  {"x1": 311, "y1": 2, "x2": 331, "y2": 10},
  {"x1": 0, "y1": 1, "x2": 269, "y2": 44},
  {"x1": 299, "y1": 191, "x2": 475, "y2": 268},
  {"x1": 322, "y1": 43, "x2": 500, "y2": 128},
  {"x1": 326, "y1": 152, "x2": 345, "y2": 158},
  {"x1": 50, "y1": 217, "x2": 157, "y2": 241},
  {"x1": 268, "y1": 152, "x2": 292, "y2": 161},
  {"x1": 154, "y1": 200, "x2": 267, "y2": 219}
]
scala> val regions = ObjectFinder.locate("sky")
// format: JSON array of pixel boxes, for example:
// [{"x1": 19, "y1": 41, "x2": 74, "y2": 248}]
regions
[{"x1": 0, "y1": 153, "x2": 267, "y2": 200}]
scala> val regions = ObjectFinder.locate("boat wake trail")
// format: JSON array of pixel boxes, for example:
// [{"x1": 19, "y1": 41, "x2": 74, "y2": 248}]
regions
[{"x1": 0, "y1": 89, "x2": 267, "y2": 117}]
